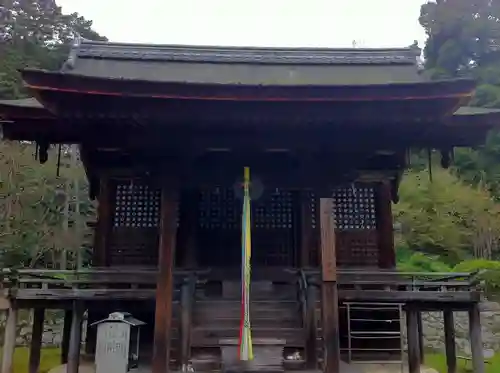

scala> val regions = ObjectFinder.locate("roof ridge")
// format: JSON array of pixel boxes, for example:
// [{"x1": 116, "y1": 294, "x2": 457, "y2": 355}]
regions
[
  {"x1": 65, "y1": 38, "x2": 421, "y2": 66},
  {"x1": 79, "y1": 38, "x2": 419, "y2": 53}
]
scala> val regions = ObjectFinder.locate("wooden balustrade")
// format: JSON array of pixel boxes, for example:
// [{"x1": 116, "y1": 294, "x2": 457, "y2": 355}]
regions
[
  {"x1": 0, "y1": 268, "x2": 210, "y2": 303},
  {"x1": 0, "y1": 267, "x2": 481, "y2": 305}
]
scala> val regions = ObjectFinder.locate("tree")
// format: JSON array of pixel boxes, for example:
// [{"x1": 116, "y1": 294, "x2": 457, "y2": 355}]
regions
[
  {"x1": 0, "y1": 142, "x2": 95, "y2": 268},
  {"x1": 394, "y1": 168, "x2": 500, "y2": 264},
  {"x1": 0, "y1": 0, "x2": 107, "y2": 98},
  {"x1": 0, "y1": 2, "x2": 102, "y2": 267},
  {"x1": 420, "y1": 0, "x2": 500, "y2": 80},
  {"x1": 419, "y1": 0, "x2": 500, "y2": 204}
]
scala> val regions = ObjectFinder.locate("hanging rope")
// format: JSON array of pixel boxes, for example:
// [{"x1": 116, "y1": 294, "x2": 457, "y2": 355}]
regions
[
  {"x1": 56, "y1": 144, "x2": 62, "y2": 177},
  {"x1": 427, "y1": 148, "x2": 433, "y2": 182},
  {"x1": 238, "y1": 167, "x2": 254, "y2": 361}
]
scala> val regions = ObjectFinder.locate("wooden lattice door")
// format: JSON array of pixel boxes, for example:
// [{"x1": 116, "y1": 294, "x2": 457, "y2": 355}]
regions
[
  {"x1": 253, "y1": 189, "x2": 298, "y2": 266},
  {"x1": 196, "y1": 188, "x2": 299, "y2": 267}
]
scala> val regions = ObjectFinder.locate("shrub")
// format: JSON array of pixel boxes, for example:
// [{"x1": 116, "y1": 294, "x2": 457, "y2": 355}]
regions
[{"x1": 453, "y1": 259, "x2": 500, "y2": 293}]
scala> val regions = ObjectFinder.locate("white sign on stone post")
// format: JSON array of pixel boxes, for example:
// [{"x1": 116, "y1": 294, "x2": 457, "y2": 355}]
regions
[{"x1": 92, "y1": 312, "x2": 145, "y2": 373}]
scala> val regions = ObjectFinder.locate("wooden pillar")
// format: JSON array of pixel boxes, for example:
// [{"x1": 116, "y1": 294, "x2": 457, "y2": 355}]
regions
[
  {"x1": 61, "y1": 309, "x2": 73, "y2": 364},
  {"x1": 84, "y1": 309, "x2": 101, "y2": 356},
  {"x1": 29, "y1": 308, "x2": 45, "y2": 373},
  {"x1": 180, "y1": 189, "x2": 198, "y2": 268},
  {"x1": 319, "y1": 198, "x2": 340, "y2": 373},
  {"x1": 180, "y1": 276, "x2": 193, "y2": 366},
  {"x1": 93, "y1": 177, "x2": 113, "y2": 266},
  {"x1": 443, "y1": 310, "x2": 457, "y2": 373},
  {"x1": 152, "y1": 184, "x2": 179, "y2": 373},
  {"x1": 300, "y1": 191, "x2": 313, "y2": 267},
  {"x1": 406, "y1": 307, "x2": 421, "y2": 373},
  {"x1": 468, "y1": 304, "x2": 485, "y2": 373},
  {"x1": 67, "y1": 301, "x2": 84, "y2": 373},
  {"x1": 376, "y1": 180, "x2": 395, "y2": 268},
  {"x1": 1, "y1": 304, "x2": 18, "y2": 373},
  {"x1": 417, "y1": 312, "x2": 425, "y2": 364}
]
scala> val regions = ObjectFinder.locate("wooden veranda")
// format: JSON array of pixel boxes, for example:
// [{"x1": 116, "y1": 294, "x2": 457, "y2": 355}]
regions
[{"x1": 0, "y1": 267, "x2": 484, "y2": 373}]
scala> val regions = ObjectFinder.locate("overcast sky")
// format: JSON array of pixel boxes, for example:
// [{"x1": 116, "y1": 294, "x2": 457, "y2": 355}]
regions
[{"x1": 57, "y1": 0, "x2": 428, "y2": 48}]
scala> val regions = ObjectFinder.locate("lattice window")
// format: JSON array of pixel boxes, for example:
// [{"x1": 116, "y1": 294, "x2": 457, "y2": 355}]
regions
[
  {"x1": 198, "y1": 188, "x2": 239, "y2": 229},
  {"x1": 113, "y1": 182, "x2": 161, "y2": 228},
  {"x1": 108, "y1": 180, "x2": 163, "y2": 267},
  {"x1": 254, "y1": 189, "x2": 293, "y2": 229},
  {"x1": 198, "y1": 188, "x2": 294, "y2": 229},
  {"x1": 332, "y1": 185, "x2": 376, "y2": 230}
]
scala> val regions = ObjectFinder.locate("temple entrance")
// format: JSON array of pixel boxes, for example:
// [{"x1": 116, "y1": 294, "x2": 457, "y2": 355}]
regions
[{"x1": 196, "y1": 187, "x2": 300, "y2": 268}]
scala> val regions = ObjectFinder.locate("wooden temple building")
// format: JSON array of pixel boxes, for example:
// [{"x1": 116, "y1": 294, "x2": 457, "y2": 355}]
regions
[{"x1": 1, "y1": 40, "x2": 499, "y2": 373}]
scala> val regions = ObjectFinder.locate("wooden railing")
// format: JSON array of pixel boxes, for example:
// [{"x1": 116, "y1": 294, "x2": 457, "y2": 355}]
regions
[
  {"x1": 294, "y1": 269, "x2": 318, "y2": 368},
  {"x1": 298, "y1": 269, "x2": 480, "y2": 290},
  {"x1": 288, "y1": 269, "x2": 482, "y2": 304},
  {"x1": 0, "y1": 268, "x2": 211, "y2": 301},
  {"x1": 0, "y1": 267, "x2": 481, "y2": 303}
]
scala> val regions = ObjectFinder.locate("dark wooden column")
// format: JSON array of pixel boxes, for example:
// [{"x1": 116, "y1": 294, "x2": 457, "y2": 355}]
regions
[
  {"x1": 376, "y1": 180, "x2": 395, "y2": 268},
  {"x1": 444, "y1": 310, "x2": 457, "y2": 373},
  {"x1": 406, "y1": 307, "x2": 421, "y2": 373},
  {"x1": 1, "y1": 303, "x2": 18, "y2": 373},
  {"x1": 29, "y1": 308, "x2": 45, "y2": 373},
  {"x1": 417, "y1": 312, "x2": 425, "y2": 364},
  {"x1": 179, "y1": 189, "x2": 198, "y2": 268},
  {"x1": 300, "y1": 191, "x2": 313, "y2": 267},
  {"x1": 319, "y1": 198, "x2": 340, "y2": 373},
  {"x1": 152, "y1": 183, "x2": 179, "y2": 373},
  {"x1": 61, "y1": 309, "x2": 73, "y2": 364},
  {"x1": 67, "y1": 301, "x2": 84, "y2": 373},
  {"x1": 84, "y1": 309, "x2": 102, "y2": 356},
  {"x1": 93, "y1": 177, "x2": 113, "y2": 267},
  {"x1": 468, "y1": 304, "x2": 485, "y2": 373}
]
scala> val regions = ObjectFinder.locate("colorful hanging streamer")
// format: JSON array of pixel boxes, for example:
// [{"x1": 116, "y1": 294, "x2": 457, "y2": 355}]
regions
[{"x1": 238, "y1": 167, "x2": 254, "y2": 361}]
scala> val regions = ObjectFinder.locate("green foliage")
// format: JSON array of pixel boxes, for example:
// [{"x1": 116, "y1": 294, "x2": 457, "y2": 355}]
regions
[
  {"x1": 453, "y1": 132, "x2": 500, "y2": 199},
  {"x1": 394, "y1": 168, "x2": 500, "y2": 264},
  {"x1": 397, "y1": 245, "x2": 452, "y2": 273},
  {"x1": 0, "y1": 142, "x2": 95, "y2": 268},
  {"x1": 420, "y1": 0, "x2": 500, "y2": 77},
  {"x1": 454, "y1": 259, "x2": 500, "y2": 293},
  {"x1": 0, "y1": 2, "x2": 103, "y2": 268},
  {"x1": 419, "y1": 0, "x2": 500, "y2": 202},
  {"x1": 0, "y1": 0, "x2": 106, "y2": 99},
  {"x1": 4, "y1": 347, "x2": 61, "y2": 373}
]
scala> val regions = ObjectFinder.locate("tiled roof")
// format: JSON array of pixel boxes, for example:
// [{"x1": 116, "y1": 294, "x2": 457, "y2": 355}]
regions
[
  {"x1": 72, "y1": 39, "x2": 420, "y2": 65},
  {"x1": 56, "y1": 39, "x2": 424, "y2": 85}
]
